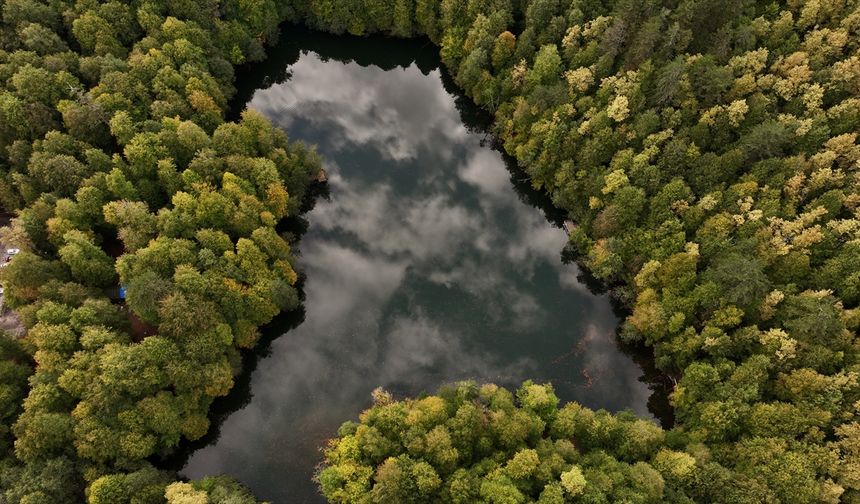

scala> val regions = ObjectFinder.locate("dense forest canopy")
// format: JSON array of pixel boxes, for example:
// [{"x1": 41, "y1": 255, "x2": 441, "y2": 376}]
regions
[
  {"x1": 0, "y1": 0, "x2": 318, "y2": 502},
  {"x1": 0, "y1": 0, "x2": 857, "y2": 503}
]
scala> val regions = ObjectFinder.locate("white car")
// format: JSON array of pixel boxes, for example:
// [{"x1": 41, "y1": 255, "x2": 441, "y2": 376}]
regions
[{"x1": 6, "y1": 249, "x2": 19, "y2": 255}]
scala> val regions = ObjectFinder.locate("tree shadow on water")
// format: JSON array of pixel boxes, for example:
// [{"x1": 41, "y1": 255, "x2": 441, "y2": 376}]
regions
[{"x1": 228, "y1": 23, "x2": 439, "y2": 122}]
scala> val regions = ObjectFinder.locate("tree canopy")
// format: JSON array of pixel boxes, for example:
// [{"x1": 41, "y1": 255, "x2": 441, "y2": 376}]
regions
[
  {"x1": 0, "y1": 1, "x2": 317, "y2": 502},
  {"x1": 0, "y1": 0, "x2": 858, "y2": 503}
]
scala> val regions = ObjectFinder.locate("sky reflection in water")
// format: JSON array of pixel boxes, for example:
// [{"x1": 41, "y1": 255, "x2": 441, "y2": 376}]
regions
[{"x1": 182, "y1": 37, "x2": 653, "y2": 503}]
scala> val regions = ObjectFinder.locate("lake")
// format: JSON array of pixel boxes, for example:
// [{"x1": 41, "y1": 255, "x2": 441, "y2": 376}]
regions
[{"x1": 178, "y1": 26, "x2": 661, "y2": 503}]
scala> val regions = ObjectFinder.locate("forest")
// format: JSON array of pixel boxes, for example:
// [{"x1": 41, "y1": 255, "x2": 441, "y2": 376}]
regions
[{"x1": 0, "y1": 0, "x2": 858, "y2": 503}]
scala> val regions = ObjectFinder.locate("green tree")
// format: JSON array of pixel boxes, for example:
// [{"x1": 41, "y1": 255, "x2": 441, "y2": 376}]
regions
[{"x1": 58, "y1": 231, "x2": 117, "y2": 287}]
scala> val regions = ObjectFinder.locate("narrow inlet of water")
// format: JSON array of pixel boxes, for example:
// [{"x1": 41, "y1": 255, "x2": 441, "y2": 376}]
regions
[{"x1": 178, "y1": 27, "x2": 662, "y2": 503}]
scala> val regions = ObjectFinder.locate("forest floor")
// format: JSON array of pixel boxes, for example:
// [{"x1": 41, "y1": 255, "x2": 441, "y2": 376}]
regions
[
  {"x1": 0, "y1": 232, "x2": 25, "y2": 338},
  {"x1": 0, "y1": 310, "x2": 24, "y2": 338}
]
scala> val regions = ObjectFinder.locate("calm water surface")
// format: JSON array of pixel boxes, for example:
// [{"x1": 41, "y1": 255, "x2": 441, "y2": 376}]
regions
[{"x1": 180, "y1": 28, "x2": 656, "y2": 503}]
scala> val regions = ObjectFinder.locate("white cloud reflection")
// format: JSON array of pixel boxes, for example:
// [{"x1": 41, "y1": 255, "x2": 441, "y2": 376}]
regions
[
  {"x1": 250, "y1": 55, "x2": 469, "y2": 162},
  {"x1": 183, "y1": 48, "x2": 653, "y2": 503}
]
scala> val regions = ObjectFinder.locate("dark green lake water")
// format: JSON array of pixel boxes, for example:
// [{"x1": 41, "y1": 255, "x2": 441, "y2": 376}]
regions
[{"x1": 178, "y1": 27, "x2": 664, "y2": 503}]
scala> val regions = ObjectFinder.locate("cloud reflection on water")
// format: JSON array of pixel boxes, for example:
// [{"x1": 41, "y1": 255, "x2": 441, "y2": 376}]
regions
[
  {"x1": 250, "y1": 55, "x2": 469, "y2": 162},
  {"x1": 183, "y1": 50, "x2": 652, "y2": 503}
]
